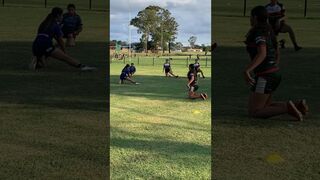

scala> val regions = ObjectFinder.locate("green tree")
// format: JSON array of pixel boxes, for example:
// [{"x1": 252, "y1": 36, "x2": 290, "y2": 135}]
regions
[
  {"x1": 130, "y1": 5, "x2": 178, "y2": 53},
  {"x1": 188, "y1": 36, "x2": 197, "y2": 48}
]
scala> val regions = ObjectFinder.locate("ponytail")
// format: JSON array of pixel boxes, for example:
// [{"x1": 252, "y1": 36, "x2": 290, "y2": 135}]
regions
[{"x1": 38, "y1": 7, "x2": 63, "y2": 33}]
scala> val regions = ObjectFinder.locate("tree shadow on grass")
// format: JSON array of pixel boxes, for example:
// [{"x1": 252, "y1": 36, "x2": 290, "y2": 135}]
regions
[{"x1": 0, "y1": 41, "x2": 108, "y2": 112}]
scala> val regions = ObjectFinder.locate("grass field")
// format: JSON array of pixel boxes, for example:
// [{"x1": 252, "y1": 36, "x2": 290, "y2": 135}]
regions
[
  {"x1": 110, "y1": 58, "x2": 211, "y2": 179},
  {"x1": 212, "y1": 2, "x2": 320, "y2": 179},
  {"x1": 0, "y1": 6, "x2": 108, "y2": 179}
]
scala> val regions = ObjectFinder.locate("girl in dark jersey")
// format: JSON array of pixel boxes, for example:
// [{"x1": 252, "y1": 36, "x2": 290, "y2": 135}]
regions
[
  {"x1": 194, "y1": 58, "x2": 205, "y2": 78},
  {"x1": 31, "y1": 7, "x2": 95, "y2": 71},
  {"x1": 187, "y1": 64, "x2": 207, "y2": 100},
  {"x1": 119, "y1": 64, "x2": 138, "y2": 84},
  {"x1": 163, "y1": 59, "x2": 178, "y2": 78},
  {"x1": 244, "y1": 6, "x2": 308, "y2": 121}
]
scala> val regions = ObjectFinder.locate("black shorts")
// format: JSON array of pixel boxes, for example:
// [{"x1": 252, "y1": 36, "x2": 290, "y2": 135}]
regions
[
  {"x1": 165, "y1": 69, "x2": 170, "y2": 73},
  {"x1": 32, "y1": 37, "x2": 55, "y2": 57},
  {"x1": 251, "y1": 72, "x2": 281, "y2": 94}
]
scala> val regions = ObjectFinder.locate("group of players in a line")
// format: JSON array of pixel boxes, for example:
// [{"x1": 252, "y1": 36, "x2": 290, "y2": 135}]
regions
[{"x1": 119, "y1": 58, "x2": 208, "y2": 101}]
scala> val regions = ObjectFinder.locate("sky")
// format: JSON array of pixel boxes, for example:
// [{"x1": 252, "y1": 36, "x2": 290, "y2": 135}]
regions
[{"x1": 110, "y1": 0, "x2": 211, "y2": 46}]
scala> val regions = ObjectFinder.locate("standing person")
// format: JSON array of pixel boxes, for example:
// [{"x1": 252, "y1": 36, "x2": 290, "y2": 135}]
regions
[
  {"x1": 265, "y1": 0, "x2": 302, "y2": 51},
  {"x1": 187, "y1": 64, "x2": 207, "y2": 100},
  {"x1": 61, "y1": 4, "x2": 83, "y2": 47},
  {"x1": 163, "y1": 59, "x2": 178, "y2": 78},
  {"x1": 194, "y1": 58, "x2": 205, "y2": 78},
  {"x1": 119, "y1": 64, "x2": 139, "y2": 84},
  {"x1": 31, "y1": 7, "x2": 95, "y2": 71},
  {"x1": 129, "y1": 63, "x2": 136, "y2": 77},
  {"x1": 244, "y1": 6, "x2": 308, "y2": 121}
]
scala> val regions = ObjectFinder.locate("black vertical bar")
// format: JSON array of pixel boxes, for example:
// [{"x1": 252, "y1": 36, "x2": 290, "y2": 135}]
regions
[
  {"x1": 153, "y1": 57, "x2": 155, "y2": 66},
  {"x1": 44, "y1": 0, "x2": 47, "y2": 8},
  {"x1": 304, "y1": 0, "x2": 307, "y2": 17},
  {"x1": 243, "y1": 0, "x2": 247, "y2": 16},
  {"x1": 89, "y1": 0, "x2": 92, "y2": 10},
  {"x1": 2, "y1": 0, "x2": 4, "y2": 7}
]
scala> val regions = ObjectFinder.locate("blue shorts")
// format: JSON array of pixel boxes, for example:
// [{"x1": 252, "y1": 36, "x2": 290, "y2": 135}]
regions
[
  {"x1": 32, "y1": 36, "x2": 55, "y2": 57},
  {"x1": 120, "y1": 73, "x2": 127, "y2": 80}
]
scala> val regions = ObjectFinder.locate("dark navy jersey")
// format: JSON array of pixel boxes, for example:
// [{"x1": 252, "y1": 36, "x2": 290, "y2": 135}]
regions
[
  {"x1": 129, "y1": 66, "x2": 136, "y2": 73},
  {"x1": 187, "y1": 71, "x2": 197, "y2": 86},
  {"x1": 61, "y1": 13, "x2": 82, "y2": 33},
  {"x1": 194, "y1": 62, "x2": 200, "y2": 69},
  {"x1": 245, "y1": 28, "x2": 278, "y2": 74},
  {"x1": 163, "y1": 63, "x2": 171, "y2": 70},
  {"x1": 37, "y1": 21, "x2": 63, "y2": 40}
]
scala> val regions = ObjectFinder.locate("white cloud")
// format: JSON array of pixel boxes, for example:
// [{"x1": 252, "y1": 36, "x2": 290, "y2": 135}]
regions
[{"x1": 110, "y1": 0, "x2": 211, "y2": 45}]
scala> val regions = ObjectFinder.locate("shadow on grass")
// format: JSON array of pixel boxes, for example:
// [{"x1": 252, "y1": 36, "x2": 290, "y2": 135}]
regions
[
  {"x1": 0, "y1": 41, "x2": 108, "y2": 112},
  {"x1": 110, "y1": 74, "x2": 211, "y2": 101}
]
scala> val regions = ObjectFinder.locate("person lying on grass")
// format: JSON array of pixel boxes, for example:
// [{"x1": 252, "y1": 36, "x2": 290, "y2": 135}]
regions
[
  {"x1": 163, "y1": 59, "x2": 178, "y2": 78},
  {"x1": 61, "y1": 4, "x2": 83, "y2": 47},
  {"x1": 30, "y1": 7, "x2": 95, "y2": 71},
  {"x1": 194, "y1": 58, "x2": 205, "y2": 78},
  {"x1": 129, "y1": 63, "x2": 136, "y2": 77},
  {"x1": 244, "y1": 6, "x2": 308, "y2": 121},
  {"x1": 187, "y1": 64, "x2": 207, "y2": 100},
  {"x1": 119, "y1": 64, "x2": 139, "y2": 84}
]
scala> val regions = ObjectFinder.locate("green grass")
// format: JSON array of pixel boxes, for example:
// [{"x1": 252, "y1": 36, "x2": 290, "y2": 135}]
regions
[
  {"x1": 212, "y1": 10, "x2": 320, "y2": 180},
  {"x1": 110, "y1": 59, "x2": 211, "y2": 179},
  {"x1": 0, "y1": 6, "x2": 108, "y2": 179}
]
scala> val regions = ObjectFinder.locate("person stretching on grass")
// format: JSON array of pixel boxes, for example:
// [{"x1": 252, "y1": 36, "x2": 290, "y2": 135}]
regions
[
  {"x1": 119, "y1": 64, "x2": 139, "y2": 84},
  {"x1": 194, "y1": 58, "x2": 205, "y2": 78},
  {"x1": 129, "y1": 63, "x2": 136, "y2": 77},
  {"x1": 265, "y1": 0, "x2": 302, "y2": 51},
  {"x1": 244, "y1": 6, "x2": 308, "y2": 121},
  {"x1": 31, "y1": 7, "x2": 95, "y2": 71},
  {"x1": 163, "y1": 59, "x2": 178, "y2": 78},
  {"x1": 61, "y1": 4, "x2": 83, "y2": 47},
  {"x1": 187, "y1": 64, "x2": 207, "y2": 100}
]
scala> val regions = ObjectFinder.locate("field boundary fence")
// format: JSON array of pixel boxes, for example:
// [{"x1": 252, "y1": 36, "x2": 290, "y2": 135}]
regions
[
  {"x1": 1, "y1": 0, "x2": 107, "y2": 11},
  {"x1": 213, "y1": 0, "x2": 319, "y2": 18}
]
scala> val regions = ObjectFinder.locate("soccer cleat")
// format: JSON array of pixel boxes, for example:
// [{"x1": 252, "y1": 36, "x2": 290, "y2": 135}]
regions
[
  {"x1": 203, "y1": 93, "x2": 208, "y2": 99},
  {"x1": 295, "y1": 99, "x2": 309, "y2": 115},
  {"x1": 80, "y1": 65, "x2": 97, "y2": 71},
  {"x1": 287, "y1": 101, "x2": 303, "y2": 121},
  {"x1": 175, "y1": 76, "x2": 179, "y2": 78},
  {"x1": 135, "y1": 82, "x2": 140, "y2": 85},
  {"x1": 200, "y1": 93, "x2": 206, "y2": 100}
]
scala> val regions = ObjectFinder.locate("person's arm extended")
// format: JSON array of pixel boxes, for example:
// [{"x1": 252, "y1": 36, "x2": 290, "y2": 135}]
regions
[
  {"x1": 187, "y1": 75, "x2": 194, "y2": 87},
  {"x1": 244, "y1": 45, "x2": 266, "y2": 85}
]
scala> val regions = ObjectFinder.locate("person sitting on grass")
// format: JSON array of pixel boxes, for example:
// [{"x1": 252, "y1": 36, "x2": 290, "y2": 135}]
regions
[
  {"x1": 163, "y1": 59, "x2": 178, "y2": 78},
  {"x1": 61, "y1": 4, "x2": 83, "y2": 47},
  {"x1": 129, "y1": 63, "x2": 136, "y2": 77},
  {"x1": 265, "y1": 0, "x2": 302, "y2": 51},
  {"x1": 187, "y1": 64, "x2": 208, "y2": 100},
  {"x1": 244, "y1": 6, "x2": 308, "y2": 121},
  {"x1": 31, "y1": 7, "x2": 95, "y2": 71},
  {"x1": 119, "y1": 64, "x2": 139, "y2": 84},
  {"x1": 194, "y1": 58, "x2": 205, "y2": 78}
]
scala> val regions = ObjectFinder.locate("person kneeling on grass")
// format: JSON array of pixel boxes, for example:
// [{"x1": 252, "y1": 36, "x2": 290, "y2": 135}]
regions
[
  {"x1": 129, "y1": 63, "x2": 136, "y2": 77},
  {"x1": 31, "y1": 7, "x2": 95, "y2": 71},
  {"x1": 187, "y1": 64, "x2": 207, "y2": 100},
  {"x1": 244, "y1": 6, "x2": 308, "y2": 121},
  {"x1": 61, "y1": 4, "x2": 82, "y2": 47},
  {"x1": 163, "y1": 59, "x2": 178, "y2": 78},
  {"x1": 194, "y1": 58, "x2": 205, "y2": 78},
  {"x1": 119, "y1": 64, "x2": 139, "y2": 84}
]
